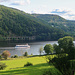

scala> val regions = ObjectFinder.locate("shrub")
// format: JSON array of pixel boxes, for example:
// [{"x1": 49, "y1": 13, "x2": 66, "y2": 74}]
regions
[
  {"x1": 31, "y1": 53, "x2": 33, "y2": 56},
  {"x1": 43, "y1": 68, "x2": 62, "y2": 75},
  {"x1": 14, "y1": 54, "x2": 18, "y2": 58},
  {"x1": 23, "y1": 52, "x2": 28, "y2": 56},
  {"x1": 2, "y1": 50, "x2": 11, "y2": 59},
  {"x1": 11, "y1": 56, "x2": 14, "y2": 58},
  {"x1": 24, "y1": 62, "x2": 33, "y2": 67},
  {"x1": 44, "y1": 44, "x2": 54, "y2": 54},
  {"x1": 0, "y1": 63, "x2": 7, "y2": 70},
  {"x1": 0, "y1": 54, "x2": 2, "y2": 60}
]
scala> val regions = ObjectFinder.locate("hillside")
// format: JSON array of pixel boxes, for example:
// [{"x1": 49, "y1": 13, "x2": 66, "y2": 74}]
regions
[
  {"x1": 0, "y1": 56, "x2": 62, "y2": 75},
  {"x1": 32, "y1": 14, "x2": 66, "y2": 23},
  {"x1": 32, "y1": 14, "x2": 75, "y2": 37},
  {"x1": 0, "y1": 5, "x2": 66, "y2": 41}
]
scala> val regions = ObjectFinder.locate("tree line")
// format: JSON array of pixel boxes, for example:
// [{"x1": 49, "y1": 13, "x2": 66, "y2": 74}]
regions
[{"x1": 43, "y1": 36, "x2": 75, "y2": 75}]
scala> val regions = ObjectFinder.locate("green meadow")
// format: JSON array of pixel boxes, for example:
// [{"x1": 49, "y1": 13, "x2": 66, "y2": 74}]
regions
[
  {"x1": 0, "y1": 56, "x2": 50, "y2": 75},
  {"x1": 0, "y1": 56, "x2": 61, "y2": 75}
]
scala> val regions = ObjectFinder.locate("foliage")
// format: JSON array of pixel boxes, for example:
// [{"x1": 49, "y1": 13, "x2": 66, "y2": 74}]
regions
[
  {"x1": 53, "y1": 57, "x2": 71, "y2": 75},
  {"x1": 58, "y1": 36, "x2": 74, "y2": 53},
  {"x1": 0, "y1": 5, "x2": 67, "y2": 41},
  {"x1": 44, "y1": 44, "x2": 54, "y2": 54},
  {"x1": 46, "y1": 54, "x2": 75, "y2": 75},
  {"x1": 0, "y1": 62, "x2": 7, "y2": 70},
  {"x1": 24, "y1": 62, "x2": 33, "y2": 67},
  {"x1": 43, "y1": 68, "x2": 62, "y2": 75},
  {"x1": 68, "y1": 47, "x2": 75, "y2": 59},
  {"x1": 23, "y1": 52, "x2": 28, "y2": 56},
  {"x1": 45, "y1": 36, "x2": 75, "y2": 75},
  {"x1": 11, "y1": 56, "x2": 14, "y2": 58},
  {"x1": 53, "y1": 44, "x2": 61, "y2": 54},
  {"x1": 39, "y1": 46, "x2": 43, "y2": 55},
  {"x1": 31, "y1": 53, "x2": 33, "y2": 55},
  {"x1": 2, "y1": 50, "x2": 11, "y2": 59},
  {"x1": 58, "y1": 36, "x2": 75, "y2": 59},
  {"x1": 32, "y1": 14, "x2": 75, "y2": 37},
  {"x1": 14, "y1": 54, "x2": 18, "y2": 58},
  {"x1": 0, "y1": 54, "x2": 2, "y2": 60}
]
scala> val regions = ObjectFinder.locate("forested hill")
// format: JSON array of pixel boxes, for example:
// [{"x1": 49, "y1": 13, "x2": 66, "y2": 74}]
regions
[
  {"x1": 0, "y1": 5, "x2": 68, "y2": 41},
  {"x1": 32, "y1": 14, "x2": 66, "y2": 23},
  {"x1": 32, "y1": 14, "x2": 75, "y2": 37}
]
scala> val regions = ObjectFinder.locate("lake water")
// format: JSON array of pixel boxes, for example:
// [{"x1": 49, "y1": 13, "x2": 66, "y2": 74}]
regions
[{"x1": 0, "y1": 41, "x2": 57, "y2": 56}]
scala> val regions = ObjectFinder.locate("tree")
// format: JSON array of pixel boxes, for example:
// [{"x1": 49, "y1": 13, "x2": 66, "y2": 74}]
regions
[
  {"x1": 14, "y1": 54, "x2": 18, "y2": 58},
  {"x1": 58, "y1": 36, "x2": 74, "y2": 59},
  {"x1": 53, "y1": 44, "x2": 60, "y2": 54},
  {"x1": 44, "y1": 44, "x2": 54, "y2": 54},
  {"x1": 2, "y1": 50, "x2": 11, "y2": 59},
  {"x1": 39, "y1": 46, "x2": 43, "y2": 55},
  {"x1": 58, "y1": 36, "x2": 74, "y2": 53},
  {"x1": 23, "y1": 52, "x2": 28, "y2": 56},
  {"x1": 45, "y1": 36, "x2": 75, "y2": 75},
  {"x1": 0, "y1": 62, "x2": 7, "y2": 70},
  {"x1": 0, "y1": 54, "x2": 2, "y2": 60},
  {"x1": 53, "y1": 43, "x2": 65, "y2": 58}
]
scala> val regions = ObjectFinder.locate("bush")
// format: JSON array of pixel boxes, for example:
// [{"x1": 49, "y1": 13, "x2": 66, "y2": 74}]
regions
[
  {"x1": 0, "y1": 63, "x2": 7, "y2": 70},
  {"x1": 23, "y1": 52, "x2": 28, "y2": 56},
  {"x1": 44, "y1": 44, "x2": 54, "y2": 54},
  {"x1": 31, "y1": 53, "x2": 33, "y2": 56},
  {"x1": 43, "y1": 68, "x2": 62, "y2": 75},
  {"x1": 11, "y1": 56, "x2": 14, "y2": 58},
  {"x1": 14, "y1": 54, "x2": 18, "y2": 58},
  {"x1": 0, "y1": 54, "x2": 2, "y2": 60},
  {"x1": 24, "y1": 62, "x2": 33, "y2": 67},
  {"x1": 2, "y1": 50, "x2": 11, "y2": 59}
]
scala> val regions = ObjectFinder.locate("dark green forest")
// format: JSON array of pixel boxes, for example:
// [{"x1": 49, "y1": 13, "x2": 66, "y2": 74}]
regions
[
  {"x1": 32, "y1": 14, "x2": 75, "y2": 37},
  {"x1": 0, "y1": 5, "x2": 74, "y2": 41}
]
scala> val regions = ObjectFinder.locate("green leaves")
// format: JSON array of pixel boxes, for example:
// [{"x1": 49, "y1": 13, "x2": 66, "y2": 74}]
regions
[
  {"x1": 58, "y1": 36, "x2": 73, "y2": 53},
  {"x1": 44, "y1": 44, "x2": 54, "y2": 54}
]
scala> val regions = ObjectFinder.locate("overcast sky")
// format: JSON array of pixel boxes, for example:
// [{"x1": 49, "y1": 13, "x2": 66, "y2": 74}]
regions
[{"x1": 0, "y1": 0, "x2": 75, "y2": 20}]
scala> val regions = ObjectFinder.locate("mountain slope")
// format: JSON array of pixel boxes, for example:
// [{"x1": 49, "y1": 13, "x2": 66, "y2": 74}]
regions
[
  {"x1": 32, "y1": 14, "x2": 66, "y2": 23},
  {"x1": 32, "y1": 14, "x2": 75, "y2": 37},
  {"x1": 0, "y1": 5, "x2": 67, "y2": 41}
]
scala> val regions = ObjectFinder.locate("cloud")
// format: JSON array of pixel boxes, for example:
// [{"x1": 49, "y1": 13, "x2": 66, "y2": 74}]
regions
[
  {"x1": 11, "y1": 1, "x2": 25, "y2": 6},
  {"x1": 51, "y1": 9, "x2": 68, "y2": 14},
  {"x1": 27, "y1": 0, "x2": 31, "y2": 4},
  {"x1": 31, "y1": 9, "x2": 47, "y2": 14},
  {"x1": 11, "y1": 3, "x2": 21, "y2": 6},
  {"x1": 10, "y1": 0, "x2": 31, "y2": 6},
  {"x1": 49, "y1": 8, "x2": 75, "y2": 20},
  {"x1": 0, "y1": 0, "x2": 11, "y2": 2}
]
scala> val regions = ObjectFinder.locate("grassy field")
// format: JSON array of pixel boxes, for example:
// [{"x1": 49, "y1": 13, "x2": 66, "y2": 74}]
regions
[
  {"x1": 0, "y1": 56, "x2": 50, "y2": 75},
  {"x1": 0, "y1": 56, "x2": 61, "y2": 75}
]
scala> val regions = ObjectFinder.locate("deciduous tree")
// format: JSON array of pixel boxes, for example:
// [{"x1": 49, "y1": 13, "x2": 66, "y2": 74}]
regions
[
  {"x1": 44, "y1": 44, "x2": 54, "y2": 54},
  {"x1": 39, "y1": 46, "x2": 43, "y2": 55},
  {"x1": 2, "y1": 50, "x2": 11, "y2": 59}
]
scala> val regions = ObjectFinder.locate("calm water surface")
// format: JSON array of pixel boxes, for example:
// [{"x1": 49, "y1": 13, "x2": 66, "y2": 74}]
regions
[{"x1": 0, "y1": 41, "x2": 57, "y2": 56}]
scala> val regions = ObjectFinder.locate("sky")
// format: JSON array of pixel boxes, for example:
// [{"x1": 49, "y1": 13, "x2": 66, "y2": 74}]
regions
[{"x1": 0, "y1": 0, "x2": 75, "y2": 20}]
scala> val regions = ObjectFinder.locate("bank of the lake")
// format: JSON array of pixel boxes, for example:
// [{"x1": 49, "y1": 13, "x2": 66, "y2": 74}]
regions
[{"x1": 0, "y1": 41, "x2": 57, "y2": 56}]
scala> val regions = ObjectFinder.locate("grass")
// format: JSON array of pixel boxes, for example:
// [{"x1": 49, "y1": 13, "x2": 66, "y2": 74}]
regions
[
  {"x1": 0, "y1": 63, "x2": 52, "y2": 75},
  {"x1": 0, "y1": 56, "x2": 53, "y2": 75},
  {"x1": 0, "y1": 55, "x2": 62, "y2": 75}
]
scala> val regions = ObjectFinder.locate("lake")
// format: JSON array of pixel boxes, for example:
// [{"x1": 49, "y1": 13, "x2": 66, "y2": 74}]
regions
[{"x1": 0, "y1": 41, "x2": 57, "y2": 56}]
